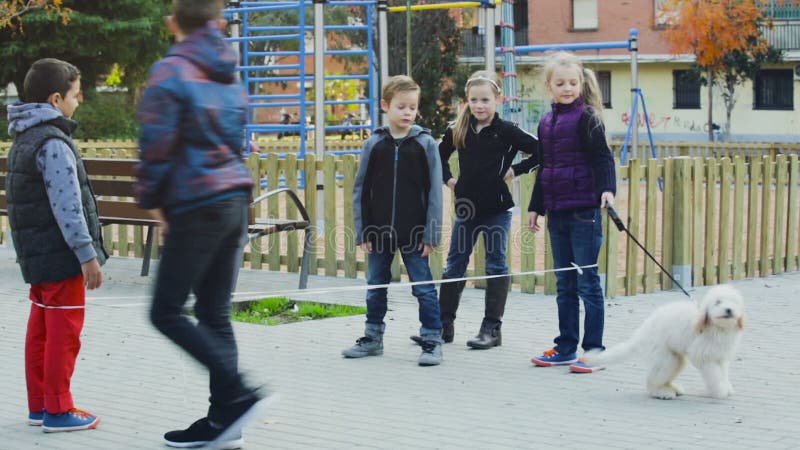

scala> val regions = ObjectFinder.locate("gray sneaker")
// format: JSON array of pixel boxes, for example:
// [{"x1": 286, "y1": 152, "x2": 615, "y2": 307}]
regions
[
  {"x1": 341, "y1": 336, "x2": 384, "y2": 358},
  {"x1": 418, "y1": 340, "x2": 443, "y2": 366}
]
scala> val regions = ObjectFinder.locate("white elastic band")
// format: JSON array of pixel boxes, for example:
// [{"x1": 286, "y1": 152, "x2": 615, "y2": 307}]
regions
[
  {"x1": 85, "y1": 263, "x2": 599, "y2": 308},
  {"x1": 29, "y1": 300, "x2": 86, "y2": 310}
]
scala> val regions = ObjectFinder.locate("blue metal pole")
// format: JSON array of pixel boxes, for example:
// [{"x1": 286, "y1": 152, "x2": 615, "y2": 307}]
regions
[
  {"x1": 509, "y1": 40, "x2": 630, "y2": 54},
  {"x1": 366, "y1": 2, "x2": 378, "y2": 135}
]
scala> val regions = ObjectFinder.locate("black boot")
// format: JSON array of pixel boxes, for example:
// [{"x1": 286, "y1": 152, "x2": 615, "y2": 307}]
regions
[
  {"x1": 466, "y1": 319, "x2": 501, "y2": 349},
  {"x1": 409, "y1": 280, "x2": 465, "y2": 345},
  {"x1": 466, "y1": 276, "x2": 509, "y2": 349},
  {"x1": 439, "y1": 279, "x2": 467, "y2": 329},
  {"x1": 442, "y1": 322, "x2": 454, "y2": 343}
]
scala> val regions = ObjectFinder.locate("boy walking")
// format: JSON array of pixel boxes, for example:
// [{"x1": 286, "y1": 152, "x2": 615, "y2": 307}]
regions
[
  {"x1": 136, "y1": 0, "x2": 268, "y2": 448},
  {"x1": 6, "y1": 58, "x2": 106, "y2": 432},
  {"x1": 343, "y1": 75, "x2": 445, "y2": 366}
]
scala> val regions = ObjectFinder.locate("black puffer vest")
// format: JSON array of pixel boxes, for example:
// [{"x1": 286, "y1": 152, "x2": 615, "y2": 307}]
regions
[{"x1": 6, "y1": 117, "x2": 107, "y2": 284}]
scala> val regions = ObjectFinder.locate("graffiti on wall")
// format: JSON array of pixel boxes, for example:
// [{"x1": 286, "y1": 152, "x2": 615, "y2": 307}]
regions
[
  {"x1": 619, "y1": 112, "x2": 672, "y2": 130},
  {"x1": 503, "y1": 100, "x2": 548, "y2": 133},
  {"x1": 619, "y1": 112, "x2": 711, "y2": 134}
]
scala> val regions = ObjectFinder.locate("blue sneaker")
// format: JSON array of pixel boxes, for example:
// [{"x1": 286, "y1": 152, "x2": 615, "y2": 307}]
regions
[
  {"x1": 569, "y1": 358, "x2": 606, "y2": 374},
  {"x1": 42, "y1": 408, "x2": 100, "y2": 433},
  {"x1": 28, "y1": 410, "x2": 44, "y2": 426},
  {"x1": 531, "y1": 348, "x2": 578, "y2": 366}
]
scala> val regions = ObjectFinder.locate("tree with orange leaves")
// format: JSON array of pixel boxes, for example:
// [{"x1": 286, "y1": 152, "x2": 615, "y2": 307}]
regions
[
  {"x1": 0, "y1": 0, "x2": 69, "y2": 31},
  {"x1": 659, "y1": 0, "x2": 796, "y2": 141}
]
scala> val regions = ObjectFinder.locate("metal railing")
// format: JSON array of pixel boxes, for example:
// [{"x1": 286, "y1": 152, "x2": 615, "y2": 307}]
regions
[
  {"x1": 762, "y1": 21, "x2": 800, "y2": 50},
  {"x1": 764, "y1": 1, "x2": 800, "y2": 20}
]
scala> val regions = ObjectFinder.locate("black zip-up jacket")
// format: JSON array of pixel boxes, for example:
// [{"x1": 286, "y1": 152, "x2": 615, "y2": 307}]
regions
[
  {"x1": 353, "y1": 125, "x2": 443, "y2": 247},
  {"x1": 440, "y1": 114, "x2": 540, "y2": 219}
]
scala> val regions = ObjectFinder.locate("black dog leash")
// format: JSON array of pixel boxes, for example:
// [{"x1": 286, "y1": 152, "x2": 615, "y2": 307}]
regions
[{"x1": 606, "y1": 206, "x2": 691, "y2": 298}]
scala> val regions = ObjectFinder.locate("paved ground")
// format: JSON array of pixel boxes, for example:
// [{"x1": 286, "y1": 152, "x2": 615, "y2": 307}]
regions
[{"x1": 1, "y1": 245, "x2": 799, "y2": 450}]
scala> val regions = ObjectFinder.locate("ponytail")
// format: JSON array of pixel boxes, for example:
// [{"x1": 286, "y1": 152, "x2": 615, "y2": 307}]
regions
[
  {"x1": 581, "y1": 67, "x2": 605, "y2": 122},
  {"x1": 451, "y1": 106, "x2": 472, "y2": 150}
]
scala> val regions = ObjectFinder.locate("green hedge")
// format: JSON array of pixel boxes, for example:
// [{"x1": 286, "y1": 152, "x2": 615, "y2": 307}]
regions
[
  {"x1": 72, "y1": 92, "x2": 139, "y2": 140},
  {"x1": 0, "y1": 92, "x2": 139, "y2": 141}
]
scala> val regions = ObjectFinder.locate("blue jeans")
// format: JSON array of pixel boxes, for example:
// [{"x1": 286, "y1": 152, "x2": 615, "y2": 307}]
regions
[
  {"x1": 149, "y1": 195, "x2": 255, "y2": 425},
  {"x1": 443, "y1": 210, "x2": 512, "y2": 280},
  {"x1": 547, "y1": 207, "x2": 605, "y2": 354},
  {"x1": 365, "y1": 243, "x2": 442, "y2": 333}
]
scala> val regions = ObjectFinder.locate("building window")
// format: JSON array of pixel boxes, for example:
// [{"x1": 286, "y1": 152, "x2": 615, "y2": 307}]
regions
[
  {"x1": 572, "y1": 0, "x2": 598, "y2": 31},
  {"x1": 654, "y1": 0, "x2": 672, "y2": 26},
  {"x1": 673, "y1": 70, "x2": 701, "y2": 109},
  {"x1": 514, "y1": 0, "x2": 529, "y2": 45},
  {"x1": 595, "y1": 71, "x2": 611, "y2": 108},
  {"x1": 754, "y1": 69, "x2": 794, "y2": 110}
]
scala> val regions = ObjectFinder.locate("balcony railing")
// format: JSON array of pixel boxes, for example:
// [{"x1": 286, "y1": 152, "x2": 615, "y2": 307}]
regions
[
  {"x1": 459, "y1": 22, "x2": 798, "y2": 58},
  {"x1": 764, "y1": 2, "x2": 800, "y2": 20},
  {"x1": 762, "y1": 21, "x2": 800, "y2": 51}
]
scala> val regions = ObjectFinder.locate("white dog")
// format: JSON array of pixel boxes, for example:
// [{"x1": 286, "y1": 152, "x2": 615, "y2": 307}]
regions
[{"x1": 585, "y1": 285, "x2": 745, "y2": 399}]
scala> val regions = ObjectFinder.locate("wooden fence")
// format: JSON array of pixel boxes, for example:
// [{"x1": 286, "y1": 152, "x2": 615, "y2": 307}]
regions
[
  {"x1": 1, "y1": 140, "x2": 799, "y2": 297},
  {"x1": 238, "y1": 152, "x2": 800, "y2": 298}
]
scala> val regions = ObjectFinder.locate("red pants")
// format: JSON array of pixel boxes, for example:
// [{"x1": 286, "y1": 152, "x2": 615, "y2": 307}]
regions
[{"x1": 25, "y1": 274, "x2": 85, "y2": 415}]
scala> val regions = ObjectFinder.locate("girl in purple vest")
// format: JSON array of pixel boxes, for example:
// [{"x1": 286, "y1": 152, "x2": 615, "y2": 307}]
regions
[
  {"x1": 410, "y1": 70, "x2": 539, "y2": 349},
  {"x1": 528, "y1": 52, "x2": 617, "y2": 373}
]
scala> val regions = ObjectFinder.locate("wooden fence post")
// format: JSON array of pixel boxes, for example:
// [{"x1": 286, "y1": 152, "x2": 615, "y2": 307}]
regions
[
  {"x1": 303, "y1": 155, "x2": 318, "y2": 275},
  {"x1": 519, "y1": 173, "x2": 536, "y2": 293},
  {"x1": 671, "y1": 157, "x2": 693, "y2": 290},
  {"x1": 661, "y1": 158, "x2": 674, "y2": 290},
  {"x1": 342, "y1": 155, "x2": 358, "y2": 278},
  {"x1": 774, "y1": 154, "x2": 788, "y2": 274},
  {"x1": 746, "y1": 159, "x2": 761, "y2": 278},
  {"x1": 323, "y1": 155, "x2": 337, "y2": 276},
  {"x1": 718, "y1": 157, "x2": 732, "y2": 283},
  {"x1": 732, "y1": 156, "x2": 746, "y2": 280},
  {"x1": 643, "y1": 158, "x2": 659, "y2": 293},
  {"x1": 285, "y1": 154, "x2": 300, "y2": 273},
  {"x1": 267, "y1": 154, "x2": 281, "y2": 271},
  {"x1": 788, "y1": 155, "x2": 799, "y2": 272},
  {"x1": 704, "y1": 158, "x2": 718, "y2": 285},
  {"x1": 625, "y1": 158, "x2": 641, "y2": 295},
  {"x1": 760, "y1": 155, "x2": 773, "y2": 277}
]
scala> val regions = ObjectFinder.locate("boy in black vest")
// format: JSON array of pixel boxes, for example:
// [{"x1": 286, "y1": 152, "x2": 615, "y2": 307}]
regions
[{"x1": 6, "y1": 58, "x2": 107, "y2": 432}]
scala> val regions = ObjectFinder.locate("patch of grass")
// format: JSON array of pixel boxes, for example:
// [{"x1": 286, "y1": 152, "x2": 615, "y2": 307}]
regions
[{"x1": 231, "y1": 297, "x2": 365, "y2": 326}]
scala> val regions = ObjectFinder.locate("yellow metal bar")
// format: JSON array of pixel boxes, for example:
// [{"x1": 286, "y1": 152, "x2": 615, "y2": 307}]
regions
[{"x1": 387, "y1": 1, "x2": 500, "y2": 13}]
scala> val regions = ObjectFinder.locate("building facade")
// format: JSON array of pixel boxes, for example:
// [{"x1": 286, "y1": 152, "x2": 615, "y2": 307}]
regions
[{"x1": 461, "y1": 0, "x2": 800, "y2": 143}]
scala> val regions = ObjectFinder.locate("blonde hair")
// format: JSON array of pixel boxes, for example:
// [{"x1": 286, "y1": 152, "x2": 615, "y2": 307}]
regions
[
  {"x1": 542, "y1": 51, "x2": 604, "y2": 121},
  {"x1": 382, "y1": 75, "x2": 420, "y2": 104},
  {"x1": 452, "y1": 70, "x2": 502, "y2": 150}
]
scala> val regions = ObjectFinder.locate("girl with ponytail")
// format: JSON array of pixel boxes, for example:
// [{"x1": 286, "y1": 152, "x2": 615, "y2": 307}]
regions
[{"x1": 528, "y1": 51, "x2": 617, "y2": 373}]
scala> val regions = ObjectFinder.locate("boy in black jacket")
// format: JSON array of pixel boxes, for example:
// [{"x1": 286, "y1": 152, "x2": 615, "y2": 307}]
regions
[{"x1": 343, "y1": 75, "x2": 444, "y2": 366}]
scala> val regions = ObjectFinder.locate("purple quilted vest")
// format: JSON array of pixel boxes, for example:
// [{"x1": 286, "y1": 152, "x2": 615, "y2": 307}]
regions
[{"x1": 538, "y1": 98, "x2": 597, "y2": 212}]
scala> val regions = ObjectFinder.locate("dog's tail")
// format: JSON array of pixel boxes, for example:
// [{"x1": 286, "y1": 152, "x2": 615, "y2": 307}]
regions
[{"x1": 583, "y1": 338, "x2": 639, "y2": 366}]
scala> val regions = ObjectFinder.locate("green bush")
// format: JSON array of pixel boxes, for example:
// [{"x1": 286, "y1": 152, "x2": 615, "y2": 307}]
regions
[{"x1": 73, "y1": 92, "x2": 139, "y2": 140}]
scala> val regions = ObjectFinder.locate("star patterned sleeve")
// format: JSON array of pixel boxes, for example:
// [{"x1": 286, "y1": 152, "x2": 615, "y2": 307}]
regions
[{"x1": 36, "y1": 139, "x2": 97, "y2": 264}]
